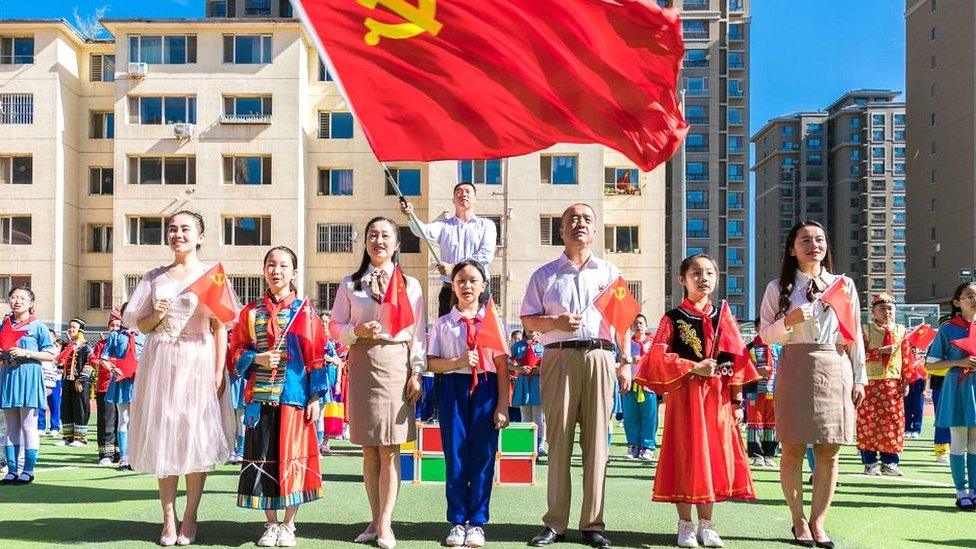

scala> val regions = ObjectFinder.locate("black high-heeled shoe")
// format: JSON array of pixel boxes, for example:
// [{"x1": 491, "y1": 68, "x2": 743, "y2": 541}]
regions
[
  {"x1": 813, "y1": 539, "x2": 835, "y2": 549},
  {"x1": 791, "y1": 526, "x2": 815, "y2": 548}
]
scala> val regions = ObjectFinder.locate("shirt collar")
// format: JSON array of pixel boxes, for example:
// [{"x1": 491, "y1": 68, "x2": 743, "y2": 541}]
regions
[
  {"x1": 794, "y1": 268, "x2": 835, "y2": 286},
  {"x1": 679, "y1": 298, "x2": 714, "y2": 316},
  {"x1": 555, "y1": 252, "x2": 600, "y2": 272},
  {"x1": 365, "y1": 263, "x2": 395, "y2": 278},
  {"x1": 450, "y1": 306, "x2": 485, "y2": 323},
  {"x1": 448, "y1": 213, "x2": 480, "y2": 225}
]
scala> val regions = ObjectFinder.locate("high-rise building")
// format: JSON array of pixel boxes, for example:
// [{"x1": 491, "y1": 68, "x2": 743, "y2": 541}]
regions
[
  {"x1": 0, "y1": 7, "x2": 666, "y2": 329},
  {"x1": 752, "y1": 90, "x2": 907, "y2": 306},
  {"x1": 659, "y1": 0, "x2": 750, "y2": 319},
  {"x1": 905, "y1": 0, "x2": 974, "y2": 305}
]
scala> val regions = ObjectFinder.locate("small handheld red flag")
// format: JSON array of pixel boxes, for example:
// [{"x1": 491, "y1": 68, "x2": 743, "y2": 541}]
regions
[
  {"x1": 594, "y1": 277, "x2": 641, "y2": 338},
  {"x1": 286, "y1": 299, "x2": 327, "y2": 371},
  {"x1": 951, "y1": 320, "x2": 976, "y2": 357},
  {"x1": 906, "y1": 323, "x2": 937, "y2": 351},
  {"x1": 186, "y1": 263, "x2": 238, "y2": 324},
  {"x1": 474, "y1": 297, "x2": 509, "y2": 356},
  {"x1": 381, "y1": 266, "x2": 415, "y2": 337},
  {"x1": 0, "y1": 317, "x2": 27, "y2": 352},
  {"x1": 111, "y1": 332, "x2": 139, "y2": 381},
  {"x1": 819, "y1": 278, "x2": 858, "y2": 342}
]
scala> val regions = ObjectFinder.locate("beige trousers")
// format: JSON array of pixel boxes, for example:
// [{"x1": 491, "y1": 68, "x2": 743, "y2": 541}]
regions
[{"x1": 540, "y1": 347, "x2": 616, "y2": 533}]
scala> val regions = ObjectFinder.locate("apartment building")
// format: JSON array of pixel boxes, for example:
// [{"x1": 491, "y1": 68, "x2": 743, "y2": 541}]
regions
[
  {"x1": 752, "y1": 90, "x2": 907, "y2": 306},
  {"x1": 659, "y1": 0, "x2": 750, "y2": 319},
  {"x1": 0, "y1": 7, "x2": 666, "y2": 329}
]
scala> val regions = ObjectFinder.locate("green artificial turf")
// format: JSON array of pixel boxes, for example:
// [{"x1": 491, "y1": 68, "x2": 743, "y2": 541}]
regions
[{"x1": 0, "y1": 419, "x2": 969, "y2": 548}]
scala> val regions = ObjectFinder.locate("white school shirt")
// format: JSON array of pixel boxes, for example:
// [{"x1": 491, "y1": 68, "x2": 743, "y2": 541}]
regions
[
  {"x1": 330, "y1": 263, "x2": 427, "y2": 373},
  {"x1": 758, "y1": 269, "x2": 867, "y2": 385},
  {"x1": 408, "y1": 214, "x2": 497, "y2": 283},
  {"x1": 520, "y1": 252, "x2": 630, "y2": 360},
  {"x1": 427, "y1": 308, "x2": 506, "y2": 375}
]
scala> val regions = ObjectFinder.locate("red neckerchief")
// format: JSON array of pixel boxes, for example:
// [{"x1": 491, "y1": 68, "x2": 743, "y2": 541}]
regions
[
  {"x1": 458, "y1": 312, "x2": 485, "y2": 394},
  {"x1": 950, "y1": 314, "x2": 969, "y2": 330},
  {"x1": 679, "y1": 298, "x2": 716, "y2": 358},
  {"x1": 631, "y1": 333, "x2": 652, "y2": 358},
  {"x1": 262, "y1": 291, "x2": 297, "y2": 350},
  {"x1": 9, "y1": 314, "x2": 36, "y2": 331}
]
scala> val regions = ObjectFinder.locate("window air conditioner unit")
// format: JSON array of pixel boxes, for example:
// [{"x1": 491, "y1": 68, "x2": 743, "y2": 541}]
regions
[
  {"x1": 128, "y1": 62, "x2": 149, "y2": 78},
  {"x1": 173, "y1": 123, "x2": 193, "y2": 138}
]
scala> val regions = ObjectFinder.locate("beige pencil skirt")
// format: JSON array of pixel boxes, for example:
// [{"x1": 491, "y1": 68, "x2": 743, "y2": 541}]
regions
[
  {"x1": 774, "y1": 344, "x2": 855, "y2": 445},
  {"x1": 346, "y1": 339, "x2": 416, "y2": 446}
]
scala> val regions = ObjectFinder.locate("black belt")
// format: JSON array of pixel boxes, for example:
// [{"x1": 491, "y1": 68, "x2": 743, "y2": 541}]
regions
[{"x1": 544, "y1": 339, "x2": 614, "y2": 352}]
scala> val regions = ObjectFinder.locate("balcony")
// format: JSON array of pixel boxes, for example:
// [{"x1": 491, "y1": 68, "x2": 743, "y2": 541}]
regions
[
  {"x1": 780, "y1": 142, "x2": 799, "y2": 151},
  {"x1": 728, "y1": 60, "x2": 745, "y2": 70},
  {"x1": 219, "y1": 113, "x2": 272, "y2": 124},
  {"x1": 686, "y1": 144, "x2": 709, "y2": 153},
  {"x1": 727, "y1": 287, "x2": 744, "y2": 295},
  {"x1": 684, "y1": 31, "x2": 710, "y2": 40},
  {"x1": 684, "y1": 0, "x2": 710, "y2": 10},
  {"x1": 688, "y1": 116, "x2": 709, "y2": 125},
  {"x1": 604, "y1": 182, "x2": 640, "y2": 196},
  {"x1": 684, "y1": 87, "x2": 710, "y2": 97},
  {"x1": 727, "y1": 258, "x2": 744, "y2": 267},
  {"x1": 686, "y1": 201, "x2": 709, "y2": 210},
  {"x1": 780, "y1": 169, "x2": 796, "y2": 182},
  {"x1": 686, "y1": 173, "x2": 709, "y2": 182}
]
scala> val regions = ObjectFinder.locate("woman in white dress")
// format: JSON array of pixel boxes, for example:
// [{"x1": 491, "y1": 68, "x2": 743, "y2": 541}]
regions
[{"x1": 123, "y1": 210, "x2": 240, "y2": 546}]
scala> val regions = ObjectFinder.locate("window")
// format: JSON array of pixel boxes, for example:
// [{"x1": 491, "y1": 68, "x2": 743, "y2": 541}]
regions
[
  {"x1": 316, "y1": 223, "x2": 354, "y2": 253},
  {"x1": 727, "y1": 135, "x2": 743, "y2": 153},
  {"x1": 458, "y1": 159, "x2": 502, "y2": 185},
  {"x1": 805, "y1": 186, "x2": 823, "y2": 197},
  {"x1": 0, "y1": 275, "x2": 31, "y2": 301},
  {"x1": 89, "y1": 225, "x2": 113, "y2": 253},
  {"x1": 224, "y1": 216, "x2": 271, "y2": 246},
  {"x1": 892, "y1": 212, "x2": 906, "y2": 225},
  {"x1": 223, "y1": 95, "x2": 273, "y2": 121},
  {"x1": 893, "y1": 228, "x2": 906, "y2": 241},
  {"x1": 90, "y1": 54, "x2": 115, "y2": 82},
  {"x1": 128, "y1": 216, "x2": 166, "y2": 245},
  {"x1": 727, "y1": 164, "x2": 744, "y2": 181},
  {"x1": 727, "y1": 107, "x2": 743, "y2": 125},
  {"x1": 129, "y1": 35, "x2": 197, "y2": 64},
  {"x1": 871, "y1": 261, "x2": 887, "y2": 274},
  {"x1": 222, "y1": 156, "x2": 271, "y2": 185},
  {"x1": 727, "y1": 276, "x2": 743, "y2": 295},
  {"x1": 317, "y1": 61, "x2": 334, "y2": 82},
  {"x1": 318, "y1": 111, "x2": 354, "y2": 139},
  {"x1": 209, "y1": 0, "x2": 228, "y2": 16},
  {"x1": 0, "y1": 36, "x2": 33, "y2": 65},
  {"x1": 727, "y1": 79, "x2": 744, "y2": 98},
  {"x1": 686, "y1": 104, "x2": 707, "y2": 124},
  {"x1": 806, "y1": 122, "x2": 823, "y2": 133},
  {"x1": 806, "y1": 137, "x2": 821, "y2": 148},
  {"x1": 727, "y1": 247, "x2": 744, "y2": 266},
  {"x1": 893, "y1": 245, "x2": 905, "y2": 256},
  {"x1": 90, "y1": 111, "x2": 114, "y2": 139},
  {"x1": 870, "y1": 228, "x2": 886, "y2": 240},
  {"x1": 130, "y1": 156, "x2": 196, "y2": 185},
  {"x1": 893, "y1": 261, "x2": 906, "y2": 274},
  {"x1": 130, "y1": 96, "x2": 196, "y2": 125},
  {"x1": 930, "y1": 55, "x2": 937, "y2": 69},
  {"x1": 0, "y1": 94, "x2": 33, "y2": 124},
  {"x1": 224, "y1": 34, "x2": 272, "y2": 64},
  {"x1": 728, "y1": 191, "x2": 744, "y2": 210},
  {"x1": 728, "y1": 51, "x2": 744, "y2": 69},
  {"x1": 871, "y1": 147, "x2": 885, "y2": 159},
  {"x1": 871, "y1": 196, "x2": 886, "y2": 209},
  {"x1": 727, "y1": 219, "x2": 744, "y2": 238},
  {"x1": 605, "y1": 167, "x2": 640, "y2": 194},
  {"x1": 384, "y1": 168, "x2": 421, "y2": 196},
  {"x1": 872, "y1": 114, "x2": 885, "y2": 126},
  {"x1": 123, "y1": 274, "x2": 142, "y2": 300},
  {"x1": 872, "y1": 129, "x2": 885, "y2": 141},
  {"x1": 930, "y1": 112, "x2": 936, "y2": 126},
  {"x1": 686, "y1": 133, "x2": 708, "y2": 152},
  {"x1": 893, "y1": 179, "x2": 905, "y2": 192},
  {"x1": 687, "y1": 218, "x2": 708, "y2": 238},
  {"x1": 317, "y1": 168, "x2": 353, "y2": 196},
  {"x1": 850, "y1": 117, "x2": 861, "y2": 129},
  {"x1": 686, "y1": 162, "x2": 708, "y2": 181},
  {"x1": 850, "y1": 132, "x2": 861, "y2": 144},
  {"x1": 87, "y1": 281, "x2": 112, "y2": 310},
  {"x1": 229, "y1": 276, "x2": 263, "y2": 304},
  {"x1": 728, "y1": 23, "x2": 744, "y2": 41},
  {"x1": 893, "y1": 114, "x2": 905, "y2": 126},
  {"x1": 682, "y1": 20, "x2": 708, "y2": 40},
  {"x1": 871, "y1": 278, "x2": 886, "y2": 291},
  {"x1": 88, "y1": 167, "x2": 114, "y2": 195},
  {"x1": 397, "y1": 226, "x2": 421, "y2": 253},
  {"x1": 893, "y1": 195, "x2": 906, "y2": 208},
  {"x1": 316, "y1": 282, "x2": 340, "y2": 311},
  {"x1": 684, "y1": 49, "x2": 708, "y2": 68},
  {"x1": 872, "y1": 162, "x2": 884, "y2": 175},
  {"x1": 0, "y1": 156, "x2": 31, "y2": 185},
  {"x1": 540, "y1": 216, "x2": 564, "y2": 246},
  {"x1": 605, "y1": 226, "x2": 638, "y2": 253},
  {"x1": 870, "y1": 180, "x2": 886, "y2": 192},
  {"x1": 686, "y1": 190, "x2": 708, "y2": 209},
  {"x1": 0, "y1": 216, "x2": 31, "y2": 245},
  {"x1": 484, "y1": 215, "x2": 504, "y2": 247},
  {"x1": 683, "y1": 77, "x2": 708, "y2": 96},
  {"x1": 541, "y1": 155, "x2": 577, "y2": 184},
  {"x1": 894, "y1": 163, "x2": 905, "y2": 175},
  {"x1": 687, "y1": 247, "x2": 706, "y2": 256},
  {"x1": 807, "y1": 153, "x2": 822, "y2": 165},
  {"x1": 244, "y1": 0, "x2": 272, "y2": 15}
]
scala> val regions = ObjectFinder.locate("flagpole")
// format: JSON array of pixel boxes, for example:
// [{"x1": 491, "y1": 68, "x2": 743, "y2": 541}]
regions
[
  {"x1": 272, "y1": 298, "x2": 306, "y2": 353},
  {"x1": 381, "y1": 163, "x2": 443, "y2": 265}
]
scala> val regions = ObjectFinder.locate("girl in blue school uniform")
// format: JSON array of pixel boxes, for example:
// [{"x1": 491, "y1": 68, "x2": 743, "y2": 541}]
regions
[
  {"x1": 102, "y1": 301, "x2": 146, "y2": 471},
  {"x1": 426, "y1": 259, "x2": 511, "y2": 548},
  {"x1": 0, "y1": 286, "x2": 58, "y2": 485},
  {"x1": 925, "y1": 281, "x2": 976, "y2": 510}
]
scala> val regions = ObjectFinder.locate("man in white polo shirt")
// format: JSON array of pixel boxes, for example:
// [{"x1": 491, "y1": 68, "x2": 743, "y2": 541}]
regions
[{"x1": 521, "y1": 203, "x2": 632, "y2": 549}]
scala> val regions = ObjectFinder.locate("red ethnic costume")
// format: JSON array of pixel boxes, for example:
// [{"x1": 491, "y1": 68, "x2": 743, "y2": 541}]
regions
[
  {"x1": 857, "y1": 319, "x2": 909, "y2": 457},
  {"x1": 228, "y1": 292, "x2": 327, "y2": 509},
  {"x1": 642, "y1": 299, "x2": 759, "y2": 504}
]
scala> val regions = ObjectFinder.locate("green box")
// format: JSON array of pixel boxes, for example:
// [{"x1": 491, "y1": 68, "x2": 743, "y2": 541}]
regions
[
  {"x1": 499, "y1": 422, "x2": 536, "y2": 454},
  {"x1": 419, "y1": 455, "x2": 446, "y2": 482}
]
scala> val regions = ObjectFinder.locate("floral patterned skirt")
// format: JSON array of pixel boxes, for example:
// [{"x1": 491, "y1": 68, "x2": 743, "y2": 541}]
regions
[{"x1": 856, "y1": 378, "x2": 904, "y2": 454}]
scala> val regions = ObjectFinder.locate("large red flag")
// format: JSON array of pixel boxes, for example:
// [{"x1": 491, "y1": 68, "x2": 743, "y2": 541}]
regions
[
  {"x1": 185, "y1": 263, "x2": 238, "y2": 324},
  {"x1": 594, "y1": 276, "x2": 641, "y2": 338},
  {"x1": 381, "y1": 266, "x2": 415, "y2": 337},
  {"x1": 474, "y1": 297, "x2": 509, "y2": 356},
  {"x1": 819, "y1": 278, "x2": 858, "y2": 342},
  {"x1": 295, "y1": 0, "x2": 688, "y2": 170}
]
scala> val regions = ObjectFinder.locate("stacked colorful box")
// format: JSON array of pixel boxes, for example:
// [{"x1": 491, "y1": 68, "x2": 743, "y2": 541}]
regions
[
  {"x1": 416, "y1": 422, "x2": 446, "y2": 483},
  {"x1": 495, "y1": 422, "x2": 537, "y2": 485},
  {"x1": 399, "y1": 439, "x2": 416, "y2": 482}
]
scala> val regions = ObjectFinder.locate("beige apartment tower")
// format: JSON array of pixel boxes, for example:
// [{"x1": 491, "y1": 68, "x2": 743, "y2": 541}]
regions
[
  {"x1": 0, "y1": 7, "x2": 666, "y2": 330},
  {"x1": 660, "y1": 0, "x2": 750, "y2": 319},
  {"x1": 905, "y1": 0, "x2": 976, "y2": 305}
]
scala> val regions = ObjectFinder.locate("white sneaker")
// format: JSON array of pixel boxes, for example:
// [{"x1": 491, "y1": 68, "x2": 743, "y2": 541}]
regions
[
  {"x1": 626, "y1": 445, "x2": 638, "y2": 459},
  {"x1": 445, "y1": 524, "x2": 466, "y2": 547},
  {"x1": 464, "y1": 526, "x2": 485, "y2": 548},
  {"x1": 639, "y1": 448, "x2": 655, "y2": 462},
  {"x1": 763, "y1": 457, "x2": 778, "y2": 468},
  {"x1": 98, "y1": 457, "x2": 113, "y2": 467},
  {"x1": 697, "y1": 520, "x2": 724, "y2": 548},
  {"x1": 936, "y1": 454, "x2": 950, "y2": 464},
  {"x1": 750, "y1": 456, "x2": 765, "y2": 468},
  {"x1": 49, "y1": 430, "x2": 60, "y2": 438},
  {"x1": 276, "y1": 523, "x2": 296, "y2": 547},
  {"x1": 257, "y1": 522, "x2": 280, "y2": 547},
  {"x1": 863, "y1": 464, "x2": 881, "y2": 476},
  {"x1": 677, "y1": 519, "x2": 698, "y2": 548},
  {"x1": 68, "y1": 440, "x2": 86, "y2": 447}
]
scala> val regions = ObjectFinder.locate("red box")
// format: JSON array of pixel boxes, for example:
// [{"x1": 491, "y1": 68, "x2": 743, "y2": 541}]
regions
[
  {"x1": 418, "y1": 422, "x2": 444, "y2": 454},
  {"x1": 495, "y1": 456, "x2": 535, "y2": 485}
]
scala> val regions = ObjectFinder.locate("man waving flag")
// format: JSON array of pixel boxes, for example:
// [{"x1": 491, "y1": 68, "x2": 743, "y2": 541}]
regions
[{"x1": 294, "y1": 0, "x2": 688, "y2": 171}]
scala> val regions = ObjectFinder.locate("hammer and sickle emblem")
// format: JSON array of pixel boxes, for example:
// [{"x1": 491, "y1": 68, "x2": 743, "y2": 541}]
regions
[
  {"x1": 357, "y1": 0, "x2": 443, "y2": 46},
  {"x1": 211, "y1": 273, "x2": 226, "y2": 286},
  {"x1": 613, "y1": 287, "x2": 627, "y2": 301}
]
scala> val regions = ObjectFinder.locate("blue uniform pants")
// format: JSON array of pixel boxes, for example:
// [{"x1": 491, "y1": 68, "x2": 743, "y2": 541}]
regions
[
  {"x1": 620, "y1": 389, "x2": 657, "y2": 449},
  {"x1": 904, "y1": 378, "x2": 925, "y2": 434},
  {"x1": 38, "y1": 380, "x2": 61, "y2": 431},
  {"x1": 932, "y1": 381, "x2": 951, "y2": 445},
  {"x1": 416, "y1": 375, "x2": 437, "y2": 421},
  {"x1": 438, "y1": 372, "x2": 499, "y2": 526}
]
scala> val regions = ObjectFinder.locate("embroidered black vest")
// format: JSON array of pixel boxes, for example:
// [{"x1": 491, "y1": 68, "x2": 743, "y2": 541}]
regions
[{"x1": 664, "y1": 306, "x2": 732, "y2": 363}]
